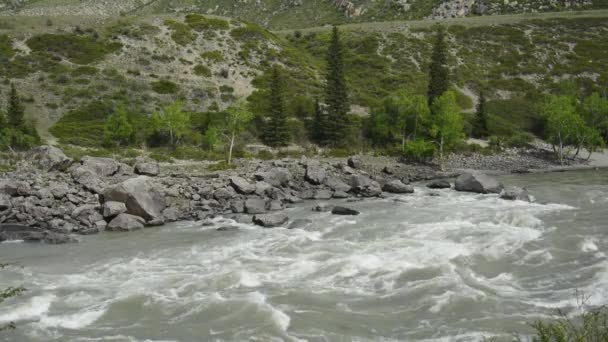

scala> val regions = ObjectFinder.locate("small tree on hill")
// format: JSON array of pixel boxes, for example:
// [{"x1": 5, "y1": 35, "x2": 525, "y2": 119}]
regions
[
  {"x1": 151, "y1": 101, "x2": 191, "y2": 147},
  {"x1": 324, "y1": 25, "x2": 350, "y2": 146},
  {"x1": 222, "y1": 101, "x2": 253, "y2": 165},
  {"x1": 262, "y1": 65, "x2": 290, "y2": 147},
  {"x1": 7, "y1": 84, "x2": 24, "y2": 129},
  {"x1": 427, "y1": 27, "x2": 449, "y2": 108},
  {"x1": 541, "y1": 95, "x2": 586, "y2": 165},
  {"x1": 472, "y1": 90, "x2": 489, "y2": 138},
  {"x1": 310, "y1": 98, "x2": 327, "y2": 145},
  {"x1": 103, "y1": 104, "x2": 133, "y2": 147},
  {"x1": 430, "y1": 91, "x2": 463, "y2": 170}
]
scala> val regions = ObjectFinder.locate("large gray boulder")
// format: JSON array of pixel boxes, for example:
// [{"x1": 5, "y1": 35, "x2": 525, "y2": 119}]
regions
[
  {"x1": 254, "y1": 168, "x2": 292, "y2": 187},
  {"x1": 102, "y1": 176, "x2": 166, "y2": 223},
  {"x1": 134, "y1": 157, "x2": 160, "y2": 176},
  {"x1": 252, "y1": 213, "x2": 289, "y2": 228},
  {"x1": 245, "y1": 198, "x2": 267, "y2": 214},
  {"x1": 102, "y1": 201, "x2": 127, "y2": 218},
  {"x1": 81, "y1": 156, "x2": 122, "y2": 177},
  {"x1": 325, "y1": 177, "x2": 351, "y2": 192},
  {"x1": 455, "y1": 172, "x2": 504, "y2": 194},
  {"x1": 382, "y1": 180, "x2": 414, "y2": 194},
  {"x1": 71, "y1": 166, "x2": 107, "y2": 194},
  {"x1": 350, "y1": 175, "x2": 382, "y2": 197},
  {"x1": 427, "y1": 179, "x2": 451, "y2": 189},
  {"x1": 305, "y1": 162, "x2": 326, "y2": 185},
  {"x1": 230, "y1": 176, "x2": 255, "y2": 194},
  {"x1": 0, "y1": 194, "x2": 11, "y2": 210},
  {"x1": 27, "y1": 145, "x2": 73, "y2": 171},
  {"x1": 107, "y1": 214, "x2": 145, "y2": 232},
  {"x1": 49, "y1": 182, "x2": 70, "y2": 199},
  {"x1": 347, "y1": 156, "x2": 363, "y2": 169}
]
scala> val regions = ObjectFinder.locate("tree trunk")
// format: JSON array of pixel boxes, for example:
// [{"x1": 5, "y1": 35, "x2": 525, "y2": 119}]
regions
[
  {"x1": 401, "y1": 134, "x2": 406, "y2": 151},
  {"x1": 228, "y1": 132, "x2": 235, "y2": 165},
  {"x1": 439, "y1": 135, "x2": 444, "y2": 171}
]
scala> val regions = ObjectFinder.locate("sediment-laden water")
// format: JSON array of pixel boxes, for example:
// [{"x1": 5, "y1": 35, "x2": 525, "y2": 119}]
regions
[{"x1": 1, "y1": 170, "x2": 607, "y2": 341}]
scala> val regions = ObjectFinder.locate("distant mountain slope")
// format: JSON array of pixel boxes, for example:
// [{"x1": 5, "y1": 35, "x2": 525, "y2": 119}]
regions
[{"x1": 3, "y1": 0, "x2": 607, "y2": 29}]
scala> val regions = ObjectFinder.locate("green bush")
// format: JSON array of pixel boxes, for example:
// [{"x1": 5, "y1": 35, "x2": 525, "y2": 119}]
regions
[
  {"x1": 230, "y1": 22, "x2": 272, "y2": 42},
  {"x1": 185, "y1": 14, "x2": 230, "y2": 31},
  {"x1": 193, "y1": 64, "x2": 211, "y2": 77},
  {"x1": 149, "y1": 151, "x2": 174, "y2": 163},
  {"x1": 527, "y1": 306, "x2": 608, "y2": 342},
  {"x1": 26, "y1": 34, "x2": 121, "y2": 65},
  {"x1": 50, "y1": 101, "x2": 113, "y2": 146},
  {"x1": 403, "y1": 139, "x2": 435, "y2": 163},
  {"x1": 256, "y1": 149, "x2": 274, "y2": 160},
  {"x1": 507, "y1": 131, "x2": 535, "y2": 148},
  {"x1": 201, "y1": 50, "x2": 224, "y2": 62},
  {"x1": 151, "y1": 80, "x2": 178, "y2": 94},
  {"x1": 207, "y1": 160, "x2": 235, "y2": 171},
  {"x1": 164, "y1": 19, "x2": 196, "y2": 46}
]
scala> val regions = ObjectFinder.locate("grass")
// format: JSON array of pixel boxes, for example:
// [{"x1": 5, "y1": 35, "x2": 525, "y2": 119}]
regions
[
  {"x1": 151, "y1": 80, "x2": 178, "y2": 94},
  {"x1": 26, "y1": 33, "x2": 121, "y2": 65}
]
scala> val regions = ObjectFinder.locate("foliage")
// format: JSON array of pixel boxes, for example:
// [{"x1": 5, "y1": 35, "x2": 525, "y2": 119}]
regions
[
  {"x1": 210, "y1": 101, "x2": 253, "y2": 164},
  {"x1": 0, "y1": 263, "x2": 26, "y2": 332},
  {"x1": 507, "y1": 131, "x2": 536, "y2": 148},
  {"x1": 151, "y1": 101, "x2": 191, "y2": 147},
  {"x1": 262, "y1": 65, "x2": 291, "y2": 147},
  {"x1": 540, "y1": 95, "x2": 586, "y2": 164},
  {"x1": 7, "y1": 83, "x2": 24, "y2": 129},
  {"x1": 185, "y1": 14, "x2": 230, "y2": 31},
  {"x1": 527, "y1": 305, "x2": 608, "y2": 342},
  {"x1": 151, "y1": 80, "x2": 178, "y2": 94},
  {"x1": 427, "y1": 28, "x2": 449, "y2": 107},
  {"x1": 403, "y1": 138, "x2": 435, "y2": 163},
  {"x1": 230, "y1": 22, "x2": 272, "y2": 42},
  {"x1": 200, "y1": 50, "x2": 224, "y2": 63},
  {"x1": 472, "y1": 90, "x2": 489, "y2": 138},
  {"x1": 324, "y1": 26, "x2": 350, "y2": 147},
  {"x1": 0, "y1": 84, "x2": 41, "y2": 151},
  {"x1": 26, "y1": 33, "x2": 121, "y2": 65},
  {"x1": 164, "y1": 19, "x2": 196, "y2": 46},
  {"x1": 103, "y1": 104, "x2": 133, "y2": 147},
  {"x1": 430, "y1": 90, "x2": 464, "y2": 169},
  {"x1": 193, "y1": 64, "x2": 211, "y2": 77}
]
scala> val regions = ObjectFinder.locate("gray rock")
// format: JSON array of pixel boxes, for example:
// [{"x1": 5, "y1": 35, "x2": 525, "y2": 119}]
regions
[
  {"x1": 107, "y1": 213, "x2": 145, "y2": 232},
  {"x1": 217, "y1": 226, "x2": 239, "y2": 232},
  {"x1": 103, "y1": 176, "x2": 166, "y2": 223},
  {"x1": 332, "y1": 191, "x2": 350, "y2": 199},
  {"x1": 382, "y1": 166, "x2": 395, "y2": 174},
  {"x1": 252, "y1": 213, "x2": 289, "y2": 228},
  {"x1": 305, "y1": 162, "x2": 326, "y2": 185},
  {"x1": 427, "y1": 179, "x2": 451, "y2": 189},
  {"x1": 71, "y1": 166, "x2": 106, "y2": 194},
  {"x1": 313, "y1": 189, "x2": 333, "y2": 200},
  {"x1": 254, "y1": 168, "x2": 292, "y2": 187},
  {"x1": 288, "y1": 219, "x2": 312, "y2": 229},
  {"x1": 254, "y1": 181, "x2": 272, "y2": 196},
  {"x1": 134, "y1": 158, "x2": 160, "y2": 176},
  {"x1": 455, "y1": 172, "x2": 504, "y2": 194},
  {"x1": 0, "y1": 194, "x2": 11, "y2": 210},
  {"x1": 49, "y1": 182, "x2": 70, "y2": 199},
  {"x1": 213, "y1": 187, "x2": 237, "y2": 202},
  {"x1": 325, "y1": 177, "x2": 351, "y2": 192},
  {"x1": 27, "y1": 145, "x2": 73, "y2": 172},
  {"x1": 312, "y1": 203, "x2": 334, "y2": 212},
  {"x1": 102, "y1": 201, "x2": 127, "y2": 218},
  {"x1": 331, "y1": 206, "x2": 360, "y2": 216},
  {"x1": 500, "y1": 187, "x2": 532, "y2": 202},
  {"x1": 350, "y1": 175, "x2": 382, "y2": 197},
  {"x1": 382, "y1": 180, "x2": 414, "y2": 194},
  {"x1": 347, "y1": 156, "x2": 363, "y2": 169},
  {"x1": 0, "y1": 224, "x2": 76, "y2": 244},
  {"x1": 230, "y1": 200, "x2": 245, "y2": 213},
  {"x1": 162, "y1": 207, "x2": 181, "y2": 222},
  {"x1": 245, "y1": 198, "x2": 267, "y2": 214},
  {"x1": 230, "y1": 176, "x2": 256, "y2": 194},
  {"x1": 81, "y1": 156, "x2": 122, "y2": 177},
  {"x1": 268, "y1": 200, "x2": 283, "y2": 211}
]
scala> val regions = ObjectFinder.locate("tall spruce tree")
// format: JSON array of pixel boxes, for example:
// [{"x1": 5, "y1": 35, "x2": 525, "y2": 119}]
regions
[
  {"x1": 427, "y1": 28, "x2": 449, "y2": 108},
  {"x1": 473, "y1": 90, "x2": 489, "y2": 138},
  {"x1": 262, "y1": 65, "x2": 290, "y2": 147},
  {"x1": 311, "y1": 98, "x2": 326, "y2": 144},
  {"x1": 324, "y1": 25, "x2": 350, "y2": 146},
  {"x1": 7, "y1": 83, "x2": 24, "y2": 129}
]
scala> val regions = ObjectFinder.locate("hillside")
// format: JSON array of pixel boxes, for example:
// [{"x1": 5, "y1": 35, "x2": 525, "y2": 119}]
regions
[
  {"x1": 0, "y1": 10, "x2": 607, "y2": 144},
  {"x1": 2, "y1": 0, "x2": 608, "y2": 29}
]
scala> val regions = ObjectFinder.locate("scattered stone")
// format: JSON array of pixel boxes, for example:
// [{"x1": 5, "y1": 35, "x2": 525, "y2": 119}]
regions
[
  {"x1": 217, "y1": 226, "x2": 239, "y2": 232},
  {"x1": 288, "y1": 219, "x2": 312, "y2": 229},
  {"x1": 312, "y1": 203, "x2": 334, "y2": 212},
  {"x1": 162, "y1": 207, "x2": 181, "y2": 222},
  {"x1": 427, "y1": 179, "x2": 451, "y2": 189},
  {"x1": 103, "y1": 176, "x2": 166, "y2": 223},
  {"x1": 49, "y1": 182, "x2": 70, "y2": 199},
  {"x1": 245, "y1": 198, "x2": 267, "y2": 214},
  {"x1": 268, "y1": 200, "x2": 283, "y2": 211},
  {"x1": 455, "y1": 172, "x2": 504, "y2": 194},
  {"x1": 134, "y1": 157, "x2": 160, "y2": 176},
  {"x1": 382, "y1": 180, "x2": 414, "y2": 194},
  {"x1": 80, "y1": 156, "x2": 122, "y2": 177},
  {"x1": 71, "y1": 166, "x2": 106, "y2": 194},
  {"x1": 27, "y1": 145, "x2": 73, "y2": 171},
  {"x1": 331, "y1": 206, "x2": 360, "y2": 216},
  {"x1": 107, "y1": 213, "x2": 145, "y2": 232},
  {"x1": 332, "y1": 191, "x2": 350, "y2": 199},
  {"x1": 230, "y1": 176, "x2": 256, "y2": 194},
  {"x1": 102, "y1": 201, "x2": 127, "y2": 219},
  {"x1": 325, "y1": 177, "x2": 351, "y2": 192},
  {"x1": 254, "y1": 168, "x2": 292, "y2": 187},
  {"x1": 347, "y1": 156, "x2": 363, "y2": 169},
  {"x1": 0, "y1": 194, "x2": 11, "y2": 210},
  {"x1": 252, "y1": 213, "x2": 289, "y2": 228},
  {"x1": 382, "y1": 166, "x2": 395, "y2": 174},
  {"x1": 230, "y1": 200, "x2": 245, "y2": 213}
]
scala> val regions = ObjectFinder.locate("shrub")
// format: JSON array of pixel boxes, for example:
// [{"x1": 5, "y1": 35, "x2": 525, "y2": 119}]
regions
[
  {"x1": 256, "y1": 149, "x2": 274, "y2": 160},
  {"x1": 527, "y1": 306, "x2": 608, "y2": 341},
  {"x1": 207, "y1": 160, "x2": 235, "y2": 171},
  {"x1": 488, "y1": 135, "x2": 504, "y2": 151},
  {"x1": 185, "y1": 14, "x2": 230, "y2": 31},
  {"x1": 151, "y1": 80, "x2": 178, "y2": 94},
  {"x1": 26, "y1": 34, "x2": 121, "y2": 65},
  {"x1": 200, "y1": 50, "x2": 224, "y2": 63},
  {"x1": 230, "y1": 22, "x2": 272, "y2": 42},
  {"x1": 164, "y1": 19, "x2": 196, "y2": 46},
  {"x1": 507, "y1": 131, "x2": 535, "y2": 148},
  {"x1": 403, "y1": 139, "x2": 435, "y2": 163},
  {"x1": 193, "y1": 64, "x2": 211, "y2": 77}
]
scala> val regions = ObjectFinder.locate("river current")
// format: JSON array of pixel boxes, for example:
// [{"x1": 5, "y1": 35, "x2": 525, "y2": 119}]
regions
[{"x1": 1, "y1": 170, "x2": 607, "y2": 341}]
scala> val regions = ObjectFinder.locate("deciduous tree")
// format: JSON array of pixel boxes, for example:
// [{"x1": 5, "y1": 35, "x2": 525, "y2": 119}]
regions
[
  {"x1": 430, "y1": 91, "x2": 463, "y2": 170},
  {"x1": 151, "y1": 101, "x2": 191, "y2": 147}
]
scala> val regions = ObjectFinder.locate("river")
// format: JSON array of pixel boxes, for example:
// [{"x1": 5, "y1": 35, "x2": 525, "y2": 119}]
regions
[{"x1": 1, "y1": 169, "x2": 607, "y2": 341}]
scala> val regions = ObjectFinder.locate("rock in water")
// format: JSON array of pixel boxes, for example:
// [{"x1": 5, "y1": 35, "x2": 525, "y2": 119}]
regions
[
  {"x1": 500, "y1": 187, "x2": 532, "y2": 202},
  {"x1": 103, "y1": 176, "x2": 166, "y2": 223},
  {"x1": 107, "y1": 214, "x2": 145, "y2": 232},
  {"x1": 27, "y1": 145, "x2": 73, "y2": 171},
  {"x1": 230, "y1": 176, "x2": 256, "y2": 194},
  {"x1": 288, "y1": 219, "x2": 312, "y2": 229},
  {"x1": 455, "y1": 172, "x2": 504, "y2": 194},
  {"x1": 350, "y1": 175, "x2": 382, "y2": 197},
  {"x1": 252, "y1": 213, "x2": 289, "y2": 228},
  {"x1": 331, "y1": 206, "x2": 360, "y2": 216},
  {"x1": 427, "y1": 179, "x2": 451, "y2": 189},
  {"x1": 382, "y1": 180, "x2": 414, "y2": 194}
]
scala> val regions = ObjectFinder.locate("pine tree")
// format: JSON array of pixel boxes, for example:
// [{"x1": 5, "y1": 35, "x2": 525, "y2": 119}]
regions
[
  {"x1": 262, "y1": 65, "x2": 290, "y2": 147},
  {"x1": 7, "y1": 83, "x2": 24, "y2": 129},
  {"x1": 311, "y1": 98, "x2": 326, "y2": 144},
  {"x1": 427, "y1": 28, "x2": 449, "y2": 108},
  {"x1": 473, "y1": 90, "x2": 489, "y2": 138},
  {"x1": 324, "y1": 25, "x2": 350, "y2": 146}
]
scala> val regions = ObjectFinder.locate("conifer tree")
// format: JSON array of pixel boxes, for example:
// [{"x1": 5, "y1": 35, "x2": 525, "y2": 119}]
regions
[
  {"x1": 473, "y1": 90, "x2": 489, "y2": 138},
  {"x1": 262, "y1": 65, "x2": 290, "y2": 147},
  {"x1": 427, "y1": 28, "x2": 449, "y2": 108},
  {"x1": 7, "y1": 83, "x2": 24, "y2": 129},
  {"x1": 311, "y1": 98, "x2": 326, "y2": 144},
  {"x1": 324, "y1": 25, "x2": 350, "y2": 146}
]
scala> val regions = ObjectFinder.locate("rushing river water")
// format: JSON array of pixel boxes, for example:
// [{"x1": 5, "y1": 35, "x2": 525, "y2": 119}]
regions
[{"x1": 1, "y1": 170, "x2": 607, "y2": 341}]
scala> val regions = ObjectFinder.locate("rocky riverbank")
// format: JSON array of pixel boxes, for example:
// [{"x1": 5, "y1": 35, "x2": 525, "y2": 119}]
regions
[{"x1": 0, "y1": 145, "x2": 577, "y2": 243}]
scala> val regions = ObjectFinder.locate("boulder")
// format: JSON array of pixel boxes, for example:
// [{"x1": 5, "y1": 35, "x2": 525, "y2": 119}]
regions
[
  {"x1": 134, "y1": 158, "x2": 160, "y2": 176},
  {"x1": 500, "y1": 187, "x2": 532, "y2": 202},
  {"x1": 49, "y1": 182, "x2": 70, "y2": 199},
  {"x1": 331, "y1": 206, "x2": 360, "y2": 216},
  {"x1": 347, "y1": 156, "x2": 363, "y2": 169},
  {"x1": 313, "y1": 189, "x2": 333, "y2": 200},
  {"x1": 81, "y1": 156, "x2": 122, "y2": 177},
  {"x1": 102, "y1": 201, "x2": 127, "y2": 219},
  {"x1": 230, "y1": 200, "x2": 245, "y2": 213},
  {"x1": 71, "y1": 204, "x2": 103, "y2": 227},
  {"x1": 455, "y1": 172, "x2": 504, "y2": 194},
  {"x1": 382, "y1": 180, "x2": 414, "y2": 194},
  {"x1": 27, "y1": 145, "x2": 73, "y2": 172},
  {"x1": 0, "y1": 224, "x2": 76, "y2": 244},
  {"x1": 312, "y1": 203, "x2": 334, "y2": 212},
  {"x1": 325, "y1": 177, "x2": 351, "y2": 192},
  {"x1": 213, "y1": 187, "x2": 237, "y2": 202},
  {"x1": 252, "y1": 213, "x2": 289, "y2": 228},
  {"x1": 229, "y1": 176, "x2": 256, "y2": 194},
  {"x1": 268, "y1": 200, "x2": 283, "y2": 211},
  {"x1": 332, "y1": 191, "x2": 350, "y2": 199},
  {"x1": 0, "y1": 194, "x2": 11, "y2": 210},
  {"x1": 106, "y1": 213, "x2": 145, "y2": 232},
  {"x1": 245, "y1": 198, "x2": 267, "y2": 214},
  {"x1": 305, "y1": 163, "x2": 326, "y2": 185},
  {"x1": 162, "y1": 207, "x2": 181, "y2": 222},
  {"x1": 427, "y1": 179, "x2": 451, "y2": 189},
  {"x1": 102, "y1": 176, "x2": 166, "y2": 223},
  {"x1": 350, "y1": 175, "x2": 382, "y2": 197},
  {"x1": 71, "y1": 166, "x2": 106, "y2": 194},
  {"x1": 288, "y1": 219, "x2": 312, "y2": 229},
  {"x1": 254, "y1": 168, "x2": 292, "y2": 187}
]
